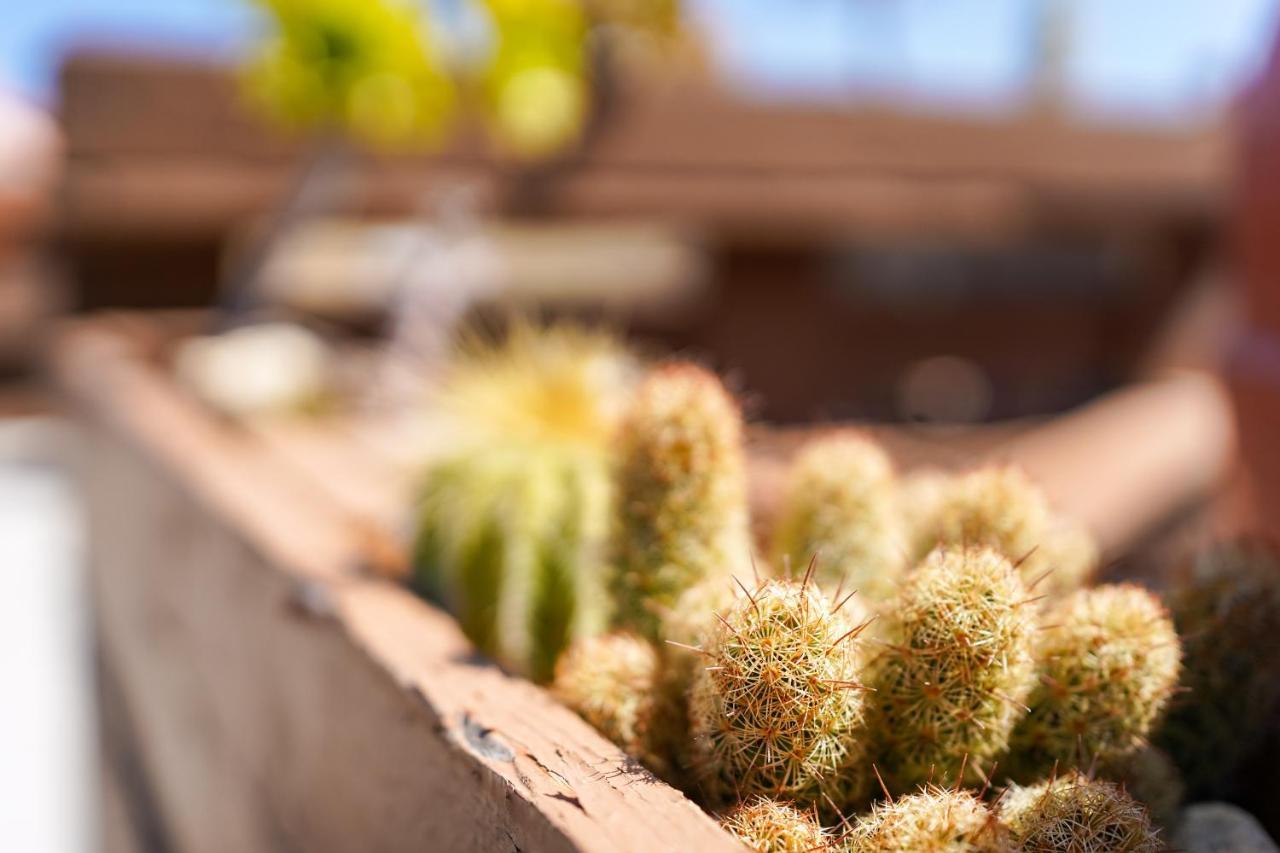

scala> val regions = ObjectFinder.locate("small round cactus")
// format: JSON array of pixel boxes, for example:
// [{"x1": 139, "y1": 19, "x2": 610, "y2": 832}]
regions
[
  {"x1": 552, "y1": 632, "x2": 669, "y2": 776},
  {"x1": 1097, "y1": 745, "x2": 1184, "y2": 832},
  {"x1": 911, "y1": 465, "x2": 1049, "y2": 566},
  {"x1": 870, "y1": 546, "x2": 1037, "y2": 791},
  {"x1": 1000, "y1": 771, "x2": 1162, "y2": 852},
  {"x1": 720, "y1": 797, "x2": 828, "y2": 853},
  {"x1": 1156, "y1": 539, "x2": 1280, "y2": 801},
  {"x1": 610, "y1": 363, "x2": 752, "y2": 641},
  {"x1": 772, "y1": 431, "x2": 904, "y2": 602},
  {"x1": 689, "y1": 577, "x2": 872, "y2": 811},
  {"x1": 1007, "y1": 584, "x2": 1181, "y2": 782},
  {"x1": 1018, "y1": 518, "x2": 1100, "y2": 598},
  {"x1": 844, "y1": 785, "x2": 1010, "y2": 852}
]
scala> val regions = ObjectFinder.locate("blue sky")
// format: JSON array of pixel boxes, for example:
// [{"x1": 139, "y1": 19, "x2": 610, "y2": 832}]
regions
[{"x1": 1, "y1": 0, "x2": 1276, "y2": 124}]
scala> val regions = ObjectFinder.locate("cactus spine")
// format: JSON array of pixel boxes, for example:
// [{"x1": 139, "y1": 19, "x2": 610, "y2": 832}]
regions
[
  {"x1": 551, "y1": 631, "x2": 670, "y2": 776},
  {"x1": 412, "y1": 324, "x2": 632, "y2": 681},
  {"x1": 610, "y1": 363, "x2": 751, "y2": 641},
  {"x1": 870, "y1": 546, "x2": 1037, "y2": 792},
  {"x1": 1156, "y1": 539, "x2": 1280, "y2": 800},
  {"x1": 720, "y1": 797, "x2": 828, "y2": 853},
  {"x1": 1096, "y1": 745, "x2": 1184, "y2": 832},
  {"x1": 1007, "y1": 584, "x2": 1181, "y2": 781},
  {"x1": 911, "y1": 466, "x2": 1049, "y2": 565},
  {"x1": 843, "y1": 786, "x2": 1011, "y2": 852},
  {"x1": 999, "y1": 771, "x2": 1162, "y2": 853},
  {"x1": 772, "y1": 431, "x2": 904, "y2": 601},
  {"x1": 689, "y1": 578, "x2": 873, "y2": 811}
]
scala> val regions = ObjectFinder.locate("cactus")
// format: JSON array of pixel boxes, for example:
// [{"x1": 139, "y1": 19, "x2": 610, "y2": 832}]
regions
[
  {"x1": 1156, "y1": 539, "x2": 1280, "y2": 800},
  {"x1": 552, "y1": 631, "x2": 671, "y2": 776},
  {"x1": 1007, "y1": 585, "x2": 1181, "y2": 782},
  {"x1": 869, "y1": 546, "x2": 1037, "y2": 792},
  {"x1": 412, "y1": 324, "x2": 634, "y2": 682},
  {"x1": 1018, "y1": 518, "x2": 1100, "y2": 597},
  {"x1": 999, "y1": 771, "x2": 1162, "y2": 853},
  {"x1": 689, "y1": 577, "x2": 873, "y2": 811},
  {"x1": 843, "y1": 786, "x2": 1010, "y2": 852},
  {"x1": 1096, "y1": 745, "x2": 1183, "y2": 832},
  {"x1": 910, "y1": 466, "x2": 1049, "y2": 565},
  {"x1": 720, "y1": 797, "x2": 828, "y2": 853},
  {"x1": 772, "y1": 431, "x2": 904, "y2": 602},
  {"x1": 610, "y1": 363, "x2": 752, "y2": 641}
]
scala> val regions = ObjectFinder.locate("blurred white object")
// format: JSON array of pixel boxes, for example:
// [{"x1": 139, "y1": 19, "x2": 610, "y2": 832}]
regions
[
  {"x1": 174, "y1": 323, "x2": 332, "y2": 417},
  {"x1": 0, "y1": 420, "x2": 94, "y2": 853}
]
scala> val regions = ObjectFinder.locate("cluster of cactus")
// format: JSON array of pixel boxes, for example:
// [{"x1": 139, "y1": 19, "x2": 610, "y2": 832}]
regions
[
  {"x1": 411, "y1": 341, "x2": 1190, "y2": 849},
  {"x1": 411, "y1": 324, "x2": 634, "y2": 681},
  {"x1": 1155, "y1": 538, "x2": 1280, "y2": 800}
]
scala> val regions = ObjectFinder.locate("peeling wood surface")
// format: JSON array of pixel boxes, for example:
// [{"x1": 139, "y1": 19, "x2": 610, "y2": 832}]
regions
[{"x1": 56, "y1": 317, "x2": 741, "y2": 853}]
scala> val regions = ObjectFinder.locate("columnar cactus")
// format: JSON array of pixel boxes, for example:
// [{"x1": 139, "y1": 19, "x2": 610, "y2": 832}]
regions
[
  {"x1": 551, "y1": 631, "x2": 669, "y2": 776},
  {"x1": 999, "y1": 771, "x2": 1162, "y2": 853},
  {"x1": 412, "y1": 324, "x2": 634, "y2": 682},
  {"x1": 843, "y1": 786, "x2": 1010, "y2": 852},
  {"x1": 720, "y1": 797, "x2": 828, "y2": 853},
  {"x1": 772, "y1": 431, "x2": 904, "y2": 602},
  {"x1": 1007, "y1": 584, "x2": 1181, "y2": 781},
  {"x1": 870, "y1": 546, "x2": 1037, "y2": 791},
  {"x1": 910, "y1": 466, "x2": 1049, "y2": 565},
  {"x1": 689, "y1": 578, "x2": 873, "y2": 811},
  {"x1": 1156, "y1": 539, "x2": 1280, "y2": 800},
  {"x1": 610, "y1": 363, "x2": 752, "y2": 641}
]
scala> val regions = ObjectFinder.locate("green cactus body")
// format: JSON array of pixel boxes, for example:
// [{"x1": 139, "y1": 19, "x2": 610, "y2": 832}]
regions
[
  {"x1": 870, "y1": 546, "x2": 1036, "y2": 792},
  {"x1": 1007, "y1": 584, "x2": 1181, "y2": 782},
  {"x1": 772, "y1": 431, "x2": 904, "y2": 602},
  {"x1": 999, "y1": 771, "x2": 1162, "y2": 853},
  {"x1": 689, "y1": 578, "x2": 872, "y2": 812},
  {"x1": 844, "y1": 786, "x2": 1011, "y2": 852},
  {"x1": 610, "y1": 363, "x2": 751, "y2": 641},
  {"x1": 1156, "y1": 540, "x2": 1280, "y2": 800},
  {"x1": 719, "y1": 797, "x2": 828, "y2": 853},
  {"x1": 411, "y1": 324, "x2": 632, "y2": 682},
  {"x1": 551, "y1": 631, "x2": 669, "y2": 776}
]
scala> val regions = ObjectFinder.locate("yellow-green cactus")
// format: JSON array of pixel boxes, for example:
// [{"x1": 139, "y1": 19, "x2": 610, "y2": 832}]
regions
[
  {"x1": 1007, "y1": 585, "x2": 1181, "y2": 782},
  {"x1": 1156, "y1": 539, "x2": 1280, "y2": 800},
  {"x1": 552, "y1": 631, "x2": 669, "y2": 776},
  {"x1": 772, "y1": 431, "x2": 904, "y2": 602},
  {"x1": 910, "y1": 465, "x2": 1049, "y2": 564},
  {"x1": 1018, "y1": 517, "x2": 1100, "y2": 597},
  {"x1": 843, "y1": 786, "x2": 1011, "y2": 852},
  {"x1": 610, "y1": 363, "x2": 752, "y2": 642},
  {"x1": 720, "y1": 797, "x2": 828, "y2": 853},
  {"x1": 999, "y1": 771, "x2": 1162, "y2": 853},
  {"x1": 870, "y1": 546, "x2": 1037, "y2": 792},
  {"x1": 689, "y1": 578, "x2": 872, "y2": 812},
  {"x1": 412, "y1": 324, "x2": 635, "y2": 682}
]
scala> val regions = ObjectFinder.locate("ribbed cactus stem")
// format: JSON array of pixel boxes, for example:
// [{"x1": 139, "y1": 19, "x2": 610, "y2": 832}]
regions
[
  {"x1": 772, "y1": 431, "x2": 904, "y2": 602},
  {"x1": 610, "y1": 363, "x2": 751, "y2": 641},
  {"x1": 1007, "y1": 584, "x2": 1181, "y2": 782},
  {"x1": 870, "y1": 545, "x2": 1037, "y2": 792}
]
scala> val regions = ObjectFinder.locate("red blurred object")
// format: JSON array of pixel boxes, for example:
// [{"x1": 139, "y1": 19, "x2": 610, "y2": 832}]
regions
[{"x1": 1233, "y1": 33, "x2": 1280, "y2": 539}]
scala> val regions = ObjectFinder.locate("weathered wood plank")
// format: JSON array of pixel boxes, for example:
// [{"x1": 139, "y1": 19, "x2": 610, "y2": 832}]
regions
[{"x1": 56, "y1": 319, "x2": 741, "y2": 853}]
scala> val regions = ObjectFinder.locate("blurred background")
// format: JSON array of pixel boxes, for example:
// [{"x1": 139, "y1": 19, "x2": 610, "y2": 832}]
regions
[{"x1": 4, "y1": 0, "x2": 1280, "y2": 850}]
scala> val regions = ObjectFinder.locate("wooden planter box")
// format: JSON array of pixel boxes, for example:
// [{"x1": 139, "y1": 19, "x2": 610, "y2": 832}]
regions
[{"x1": 56, "y1": 314, "x2": 1237, "y2": 853}]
